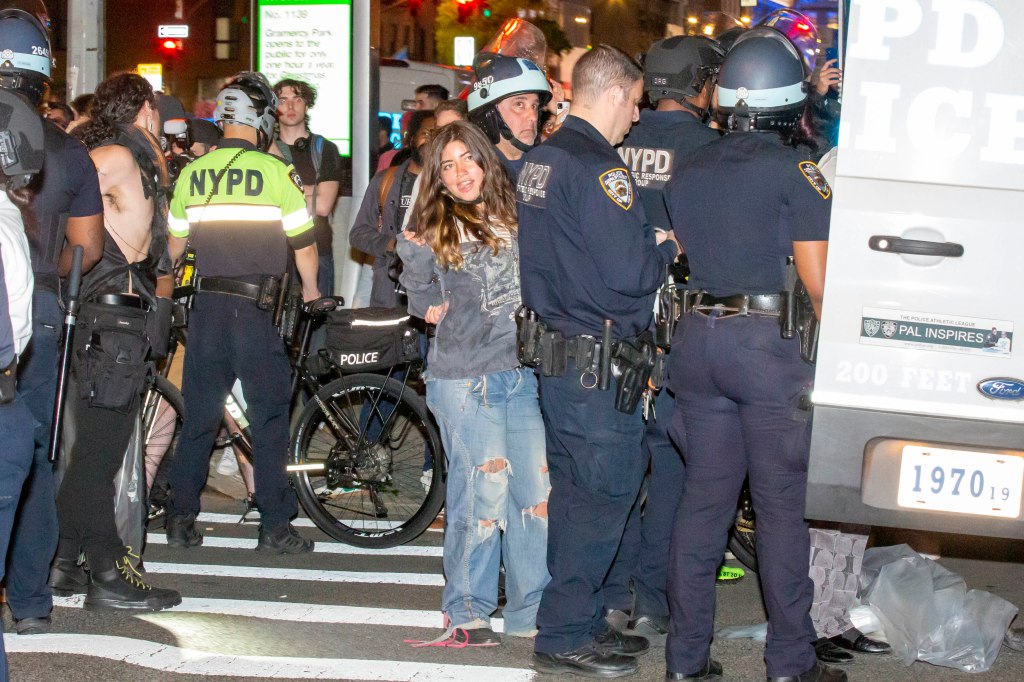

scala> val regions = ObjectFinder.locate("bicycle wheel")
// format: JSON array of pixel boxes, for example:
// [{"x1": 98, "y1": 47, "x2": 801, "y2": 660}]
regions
[
  {"x1": 727, "y1": 482, "x2": 758, "y2": 573},
  {"x1": 143, "y1": 375, "x2": 184, "y2": 513},
  {"x1": 291, "y1": 372, "x2": 445, "y2": 548}
]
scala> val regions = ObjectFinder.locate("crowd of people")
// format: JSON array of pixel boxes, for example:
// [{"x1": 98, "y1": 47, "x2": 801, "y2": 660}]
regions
[{"x1": 2, "y1": 3, "x2": 1022, "y2": 682}]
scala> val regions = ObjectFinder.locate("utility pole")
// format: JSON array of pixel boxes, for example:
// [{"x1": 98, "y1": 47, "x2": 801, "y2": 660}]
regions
[{"x1": 66, "y1": 0, "x2": 104, "y2": 100}]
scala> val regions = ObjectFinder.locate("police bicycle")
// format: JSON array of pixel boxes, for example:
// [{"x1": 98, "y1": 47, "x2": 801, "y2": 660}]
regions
[{"x1": 141, "y1": 295, "x2": 445, "y2": 549}]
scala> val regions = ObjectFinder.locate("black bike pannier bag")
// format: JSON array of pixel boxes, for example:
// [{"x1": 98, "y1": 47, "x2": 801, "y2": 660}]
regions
[{"x1": 325, "y1": 307, "x2": 419, "y2": 373}]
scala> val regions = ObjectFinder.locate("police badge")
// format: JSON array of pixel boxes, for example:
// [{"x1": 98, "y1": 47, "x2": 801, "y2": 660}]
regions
[
  {"x1": 882, "y1": 321, "x2": 898, "y2": 338},
  {"x1": 863, "y1": 319, "x2": 880, "y2": 337},
  {"x1": 599, "y1": 168, "x2": 633, "y2": 210}
]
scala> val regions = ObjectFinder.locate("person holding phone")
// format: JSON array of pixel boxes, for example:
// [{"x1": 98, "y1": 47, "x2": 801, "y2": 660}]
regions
[{"x1": 809, "y1": 52, "x2": 842, "y2": 152}]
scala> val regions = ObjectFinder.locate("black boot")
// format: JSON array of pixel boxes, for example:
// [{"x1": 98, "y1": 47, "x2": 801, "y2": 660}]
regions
[
  {"x1": 166, "y1": 513, "x2": 203, "y2": 548},
  {"x1": 48, "y1": 556, "x2": 90, "y2": 596},
  {"x1": 85, "y1": 553, "x2": 182, "y2": 611}
]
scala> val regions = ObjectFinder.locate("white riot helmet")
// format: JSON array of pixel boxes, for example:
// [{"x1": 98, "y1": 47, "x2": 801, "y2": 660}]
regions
[{"x1": 214, "y1": 71, "x2": 278, "y2": 151}]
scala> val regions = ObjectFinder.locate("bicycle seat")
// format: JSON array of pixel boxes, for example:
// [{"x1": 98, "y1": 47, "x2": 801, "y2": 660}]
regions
[{"x1": 304, "y1": 295, "x2": 343, "y2": 316}]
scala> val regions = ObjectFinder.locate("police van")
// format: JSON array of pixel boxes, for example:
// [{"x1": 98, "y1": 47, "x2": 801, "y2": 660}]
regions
[
  {"x1": 807, "y1": 0, "x2": 1024, "y2": 539},
  {"x1": 379, "y1": 59, "x2": 472, "y2": 146}
]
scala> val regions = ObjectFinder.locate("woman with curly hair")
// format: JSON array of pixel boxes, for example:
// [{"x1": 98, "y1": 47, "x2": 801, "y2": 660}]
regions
[{"x1": 398, "y1": 121, "x2": 549, "y2": 646}]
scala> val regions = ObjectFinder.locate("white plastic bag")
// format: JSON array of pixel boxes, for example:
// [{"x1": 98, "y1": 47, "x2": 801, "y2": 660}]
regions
[{"x1": 860, "y1": 544, "x2": 1017, "y2": 672}]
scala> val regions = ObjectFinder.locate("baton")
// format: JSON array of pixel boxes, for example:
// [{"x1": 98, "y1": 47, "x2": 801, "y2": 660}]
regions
[{"x1": 48, "y1": 245, "x2": 84, "y2": 463}]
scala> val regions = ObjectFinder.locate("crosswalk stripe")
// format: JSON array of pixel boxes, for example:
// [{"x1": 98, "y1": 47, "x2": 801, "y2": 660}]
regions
[
  {"x1": 52, "y1": 595, "x2": 507, "y2": 633},
  {"x1": 194, "y1": 511, "x2": 442, "y2": 533},
  {"x1": 4, "y1": 634, "x2": 535, "y2": 681},
  {"x1": 147, "y1": 533, "x2": 444, "y2": 557},
  {"x1": 146, "y1": 562, "x2": 445, "y2": 586}
]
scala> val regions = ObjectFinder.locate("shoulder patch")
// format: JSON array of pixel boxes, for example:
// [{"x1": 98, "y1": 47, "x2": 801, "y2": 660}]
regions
[
  {"x1": 599, "y1": 168, "x2": 633, "y2": 210},
  {"x1": 289, "y1": 170, "x2": 304, "y2": 192},
  {"x1": 797, "y1": 161, "x2": 831, "y2": 199}
]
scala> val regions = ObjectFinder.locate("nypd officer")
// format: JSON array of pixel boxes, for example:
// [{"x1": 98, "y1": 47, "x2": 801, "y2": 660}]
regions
[
  {"x1": 518, "y1": 45, "x2": 680, "y2": 678},
  {"x1": 166, "y1": 72, "x2": 319, "y2": 554},
  {"x1": 607, "y1": 35, "x2": 727, "y2": 638},
  {"x1": 0, "y1": 4, "x2": 104, "y2": 636},
  {"x1": 663, "y1": 29, "x2": 842, "y2": 682},
  {"x1": 468, "y1": 53, "x2": 550, "y2": 178}
]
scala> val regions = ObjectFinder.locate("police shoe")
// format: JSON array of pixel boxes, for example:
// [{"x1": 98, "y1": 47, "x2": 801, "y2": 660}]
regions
[
  {"x1": 595, "y1": 624, "x2": 650, "y2": 656},
  {"x1": 256, "y1": 523, "x2": 314, "y2": 554},
  {"x1": 48, "y1": 556, "x2": 90, "y2": 595},
  {"x1": 165, "y1": 513, "x2": 203, "y2": 548},
  {"x1": 13, "y1": 617, "x2": 51, "y2": 635},
  {"x1": 768, "y1": 662, "x2": 848, "y2": 682},
  {"x1": 85, "y1": 555, "x2": 181, "y2": 611},
  {"x1": 814, "y1": 638, "x2": 853, "y2": 664},
  {"x1": 533, "y1": 644, "x2": 639, "y2": 679},
  {"x1": 627, "y1": 613, "x2": 669, "y2": 644},
  {"x1": 828, "y1": 628, "x2": 891, "y2": 655},
  {"x1": 667, "y1": 659, "x2": 723, "y2": 679}
]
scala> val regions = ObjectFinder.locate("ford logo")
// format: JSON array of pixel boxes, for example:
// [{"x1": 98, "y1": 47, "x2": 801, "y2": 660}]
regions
[{"x1": 977, "y1": 377, "x2": 1024, "y2": 401}]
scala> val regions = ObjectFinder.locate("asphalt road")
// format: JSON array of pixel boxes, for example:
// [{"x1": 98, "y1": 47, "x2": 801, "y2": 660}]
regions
[{"x1": 5, "y1": 490, "x2": 1023, "y2": 681}]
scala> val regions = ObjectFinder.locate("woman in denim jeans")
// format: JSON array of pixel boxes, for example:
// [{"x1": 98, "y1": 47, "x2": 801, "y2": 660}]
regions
[{"x1": 397, "y1": 121, "x2": 549, "y2": 647}]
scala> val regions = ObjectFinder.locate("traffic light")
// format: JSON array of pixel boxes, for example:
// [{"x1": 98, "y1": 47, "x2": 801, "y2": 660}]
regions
[
  {"x1": 158, "y1": 38, "x2": 183, "y2": 60},
  {"x1": 408, "y1": 0, "x2": 423, "y2": 16},
  {"x1": 456, "y1": 0, "x2": 477, "y2": 24}
]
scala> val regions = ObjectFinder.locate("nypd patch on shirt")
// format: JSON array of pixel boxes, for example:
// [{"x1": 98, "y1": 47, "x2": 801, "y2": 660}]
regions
[
  {"x1": 517, "y1": 161, "x2": 551, "y2": 209},
  {"x1": 599, "y1": 168, "x2": 633, "y2": 210},
  {"x1": 289, "y1": 170, "x2": 304, "y2": 192},
  {"x1": 798, "y1": 161, "x2": 831, "y2": 199}
]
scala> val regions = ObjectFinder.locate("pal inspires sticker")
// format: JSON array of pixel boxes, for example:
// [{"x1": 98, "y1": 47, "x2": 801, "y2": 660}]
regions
[
  {"x1": 861, "y1": 307, "x2": 1013, "y2": 358},
  {"x1": 798, "y1": 161, "x2": 831, "y2": 199},
  {"x1": 599, "y1": 168, "x2": 633, "y2": 210}
]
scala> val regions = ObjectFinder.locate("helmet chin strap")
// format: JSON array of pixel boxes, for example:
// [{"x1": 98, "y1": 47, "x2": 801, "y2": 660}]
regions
[{"x1": 498, "y1": 114, "x2": 535, "y2": 154}]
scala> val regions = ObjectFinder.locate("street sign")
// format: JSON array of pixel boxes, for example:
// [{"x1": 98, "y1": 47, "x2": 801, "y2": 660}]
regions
[
  {"x1": 454, "y1": 36, "x2": 475, "y2": 67},
  {"x1": 137, "y1": 63, "x2": 163, "y2": 92},
  {"x1": 158, "y1": 25, "x2": 189, "y2": 39}
]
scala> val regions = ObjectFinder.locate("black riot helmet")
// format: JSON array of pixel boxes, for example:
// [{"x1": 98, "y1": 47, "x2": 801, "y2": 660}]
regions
[
  {"x1": 0, "y1": 87, "x2": 44, "y2": 189},
  {"x1": 644, "y1": 36, "x2": 725, "y2": 104},
  {"x1": 468, "y1": 53, "x2": 550, "y2": 154},
  {"x1": 0, "y1": 7, "x2": 51, "y2": 106},
  {"x1": 716, "y1": 27, "x2": 807, "y2": 133}
]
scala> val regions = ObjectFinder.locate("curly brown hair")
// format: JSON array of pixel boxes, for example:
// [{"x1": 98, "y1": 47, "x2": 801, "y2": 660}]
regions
[{"x1": 413, "y1": 121, "x2": 517, "y2": 270}]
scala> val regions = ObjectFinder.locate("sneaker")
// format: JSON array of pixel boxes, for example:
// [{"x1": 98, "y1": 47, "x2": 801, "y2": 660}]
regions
[
  {"x1": 716, "y1": 565, "x2": 746, "y2": 584},
  {"x1": 405, "y1": 619, "x2": 501, "y2": 648},
  {"x1": 166, "y1": 513, "x2": 203, "y2": 548},
  {"x1": 48, "y1": 556, "x2": 90, "y2": 596},
  {"x1": 533, "y1": 643, "x2": 639, "y2": 678},
  {"x1": 256, "y1": 523, "x2": 314, "y2": 554},
  {"x1": 84, "y1": 555, "x2": 181, "y2": 611}
]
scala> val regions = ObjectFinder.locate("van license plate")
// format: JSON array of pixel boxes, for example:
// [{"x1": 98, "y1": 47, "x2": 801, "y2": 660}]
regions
[{"x1": 897, "y1": 446, "x2": 1024, "y2": 518}]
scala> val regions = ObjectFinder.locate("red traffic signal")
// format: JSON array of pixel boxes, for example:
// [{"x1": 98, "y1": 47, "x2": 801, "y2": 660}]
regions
[
  {"x1": 158, "y1": 38, "x2": 183, "y2": 59},
  {"x1": 456, "y1": 0, "x2": 477, "y2": 23}
]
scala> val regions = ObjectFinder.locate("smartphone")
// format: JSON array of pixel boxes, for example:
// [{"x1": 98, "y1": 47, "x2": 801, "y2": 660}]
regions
[
  {"x1": 555, "y1": 100, "x2": 570, "y2": 116},
  {"x1": 824, "y1": 47, "x2": 839, "y2": 65}
]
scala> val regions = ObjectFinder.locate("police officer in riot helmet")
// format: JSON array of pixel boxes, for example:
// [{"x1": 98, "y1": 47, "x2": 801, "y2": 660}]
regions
[
  {"x1": 468, "y1": 53, "x2": 550, "y2": 177},
  {"x1": 662, "y1": 28, "x2": 842, "y2": 682},
  {"x1": 0, "y1": 1, "x2": 105, "y2": 635},
  {"x1": 165, "y1": 71, "x2": 319, "y2": 555},
  {"x1": 603, "y1": 34, "x2": 725, "y2": 642}
]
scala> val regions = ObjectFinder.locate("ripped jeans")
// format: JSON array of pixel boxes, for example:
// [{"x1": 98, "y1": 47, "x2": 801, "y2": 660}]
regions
[{"x1": 426, "y1": 367, "x2": 550, "y2": 635}]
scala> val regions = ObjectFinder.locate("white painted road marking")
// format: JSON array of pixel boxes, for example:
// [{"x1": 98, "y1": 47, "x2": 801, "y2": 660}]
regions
[
  {"x1": 4, "y1": 634, "x2": 535, "y2": 681},
  {"x1": 52, "y1": 595, "x2": 507, "y2": 632},
  {"x1": 194, "y1": 511, "x2": 442, "y2": 533},
  {"x1": 146, "y1": 562, "x2": 445, "y2": 586},
  {"x1": 147, "y1": 533, "x2": 444, "y2": 557}
]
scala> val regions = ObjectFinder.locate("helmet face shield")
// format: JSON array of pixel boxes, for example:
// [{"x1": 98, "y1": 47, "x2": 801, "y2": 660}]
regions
[{"x1": 0, "y1": 87, "x2": 43, "y2": 189}]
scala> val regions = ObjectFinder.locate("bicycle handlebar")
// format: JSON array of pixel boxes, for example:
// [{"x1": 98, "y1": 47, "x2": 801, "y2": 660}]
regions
[{"x1": 302, "y1": 295, "x2": 344, "y2": 317}]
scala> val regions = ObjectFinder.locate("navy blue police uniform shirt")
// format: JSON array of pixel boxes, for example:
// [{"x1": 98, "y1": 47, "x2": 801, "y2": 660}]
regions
[
  {"x1": 497, "y1": 147, "x2": 525, "y2": 183},
  {"x1": 618, "y1": 109, "x2": 720, "y2": 229},
  {"x1": 517, "y1": 115, "x2": 679, "y2": 340},
  {"x1": 665, "y1": 132, "x2": 831, "y2": 296}
]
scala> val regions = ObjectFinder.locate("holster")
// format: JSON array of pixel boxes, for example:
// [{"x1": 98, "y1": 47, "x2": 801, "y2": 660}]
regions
[
  {"x1": 146, "y1": 297, "x2": 173, "y2": 360},
  {"x1": 610, "y1": 331, "x2": 657, "y2": 415},
  {"x1": 0, "y1": 358, "x2": 16, "y2": 405},
  {"x1": 795, "y1": 281, "x2": 819, "y2": 365},
  {"x1": 257, "y1": 274, "x2": 281, "y2": 311},
  {"x1": 278, "y1": 281, "x2": 304, "y2": 344},
  {"x1": 515, "y1": 306, "x2": 545, "y2": 367}
]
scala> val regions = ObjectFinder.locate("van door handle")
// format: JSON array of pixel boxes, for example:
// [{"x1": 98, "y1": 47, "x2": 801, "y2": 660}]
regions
[{"x1": 868, "y1": 235, "x2": 964, "y2": 258}]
